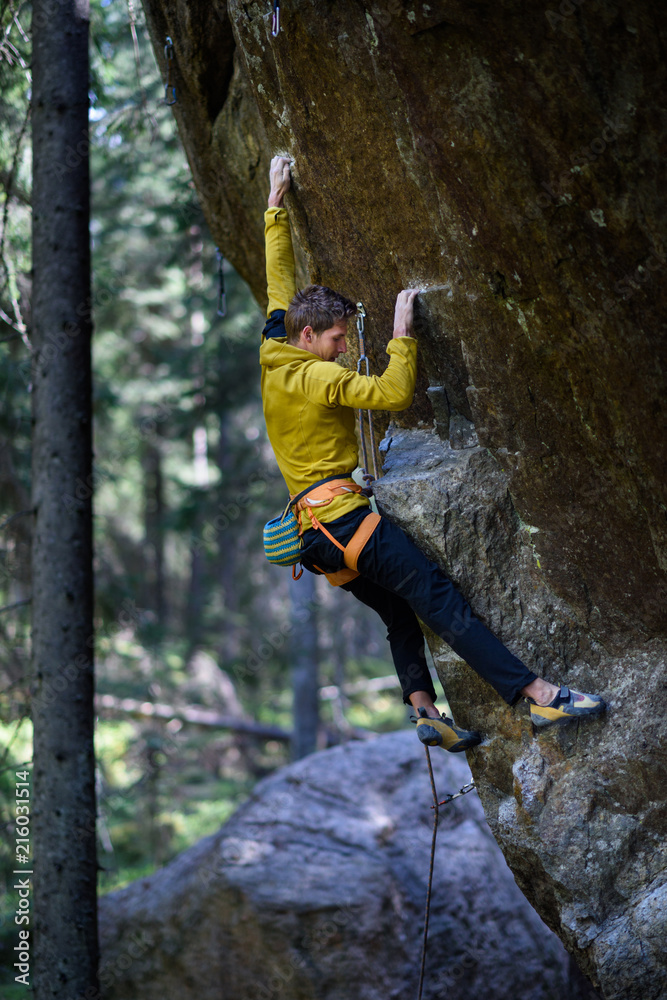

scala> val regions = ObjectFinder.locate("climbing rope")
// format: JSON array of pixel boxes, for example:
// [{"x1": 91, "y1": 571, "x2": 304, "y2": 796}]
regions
[
  {"x1": 355, "y1": 302, "x2": 379, "y2": 486},
  {"x1": 215, "y1": 248, "x2": 226, "y2": 317},
  {"x1": 417, "y1": 749, "x2": 477, "y2": 1000},
  {"x1": 163, "y1": 36, "x2": 176, "y2": 105}
]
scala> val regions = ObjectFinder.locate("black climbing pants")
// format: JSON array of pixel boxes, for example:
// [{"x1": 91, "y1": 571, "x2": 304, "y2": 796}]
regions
[{"x1": 299, "y1": 508, "x2": 537, "y2": 707}]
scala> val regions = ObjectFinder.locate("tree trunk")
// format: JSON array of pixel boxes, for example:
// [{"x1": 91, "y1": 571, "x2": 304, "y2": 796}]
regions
[
  {"x1": 289, "y1": 572, "x2": 319, "y2": 759},
  {"x1": 31, "y1": 1, "x2": 98, "y2": 996}
]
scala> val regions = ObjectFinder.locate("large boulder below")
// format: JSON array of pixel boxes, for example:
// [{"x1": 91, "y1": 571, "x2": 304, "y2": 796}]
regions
[{"x1": 98, "y1": 732, "x2": 594, "y2": 1000}]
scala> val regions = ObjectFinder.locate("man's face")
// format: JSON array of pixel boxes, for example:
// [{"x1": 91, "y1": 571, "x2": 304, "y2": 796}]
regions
[
  {"x1": 315, "y1": 322, "x2": 349, "y2": 362},
  {"x1": 302, "y1": 321, "x2": 348, "y2": 362}
]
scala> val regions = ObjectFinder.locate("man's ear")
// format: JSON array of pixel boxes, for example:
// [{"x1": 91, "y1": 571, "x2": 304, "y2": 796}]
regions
[{"x1": 301, "y1": 325, "x2": 313, "y2": 343}]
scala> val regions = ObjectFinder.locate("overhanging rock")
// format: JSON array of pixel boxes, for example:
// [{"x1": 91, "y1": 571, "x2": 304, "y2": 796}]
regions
[{"x1": 137, "y1": 2, "x2": 667, "y2": 995}]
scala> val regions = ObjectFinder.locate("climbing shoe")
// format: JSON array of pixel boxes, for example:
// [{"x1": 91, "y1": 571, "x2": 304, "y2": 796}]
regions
[
  {"x1": 527, "y1": 685, "x2": 605, "y2": 728},
  {"x1": 414, "y1": 708, "x2": 482, "y2": 753}
]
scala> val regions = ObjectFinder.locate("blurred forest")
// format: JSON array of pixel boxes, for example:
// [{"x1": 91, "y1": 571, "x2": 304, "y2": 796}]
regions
[{"x1": 0, "y1": 1, "x2": 415, "y2": 985}]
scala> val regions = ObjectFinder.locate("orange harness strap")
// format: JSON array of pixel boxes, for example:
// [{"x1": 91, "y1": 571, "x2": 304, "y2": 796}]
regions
[
  {"x1": 291, "y1": 477, "x2": 381, "y2": 587},
  {"x1": 311, "y1": 511, "x2": 382, "y2": 587},
  {"x1": 344, "y1": 512, "x2": 381, "y2": 571}
]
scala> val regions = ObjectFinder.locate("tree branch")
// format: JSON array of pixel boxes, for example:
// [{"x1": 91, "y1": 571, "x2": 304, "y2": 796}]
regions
[
  {"x1": 95, "y1": 693, "x2": 292, "y2": 741},
  {"x1": 0, "y1": 597, "x2": 31, "y2": 614},
  {"x1": 0, "y1": 508, "x2": 33, "y2": 531}
]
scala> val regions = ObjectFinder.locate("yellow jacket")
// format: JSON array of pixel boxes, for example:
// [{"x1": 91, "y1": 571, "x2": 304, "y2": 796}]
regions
[{"x1": 261, "y1": 206, "x2": 417, "y2": 525}]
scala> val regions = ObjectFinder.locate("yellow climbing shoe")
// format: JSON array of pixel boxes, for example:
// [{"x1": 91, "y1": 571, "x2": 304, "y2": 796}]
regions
[
  {"x1": 414, "y1": 708, "x2": 482, "y2": 753},
  {"x1": 527, "y1": 685, "x2": 605, "y2": 727}
]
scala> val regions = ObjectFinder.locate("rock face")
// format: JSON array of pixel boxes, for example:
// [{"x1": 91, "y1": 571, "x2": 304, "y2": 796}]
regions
[
  {"x1": 138, "y1": 2, "x2": 667, "y2": 996},
  {"x1": 375, "y1": 428, "x2": 667, "y2": 1000},
  {"x1": 99, "y1": 732, "x2": 594, "y2": 1000}
]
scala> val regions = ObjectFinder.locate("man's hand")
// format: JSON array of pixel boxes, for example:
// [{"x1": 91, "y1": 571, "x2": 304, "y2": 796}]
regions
[
  {"x1": 268, "y1": 155, "x2": 292, "y2": 209},
  {"x1": 392, "y1": 289, "x2": 419, "y2": 338}
]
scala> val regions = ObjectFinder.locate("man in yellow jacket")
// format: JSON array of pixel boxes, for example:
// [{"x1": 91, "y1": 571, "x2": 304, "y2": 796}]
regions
[{"x1": 261, "y1": 156, "x2": 605, "y2": 746}]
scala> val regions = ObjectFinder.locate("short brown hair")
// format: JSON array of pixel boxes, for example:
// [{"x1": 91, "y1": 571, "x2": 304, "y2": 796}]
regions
[{"x1": 285, "y1": 284, "x2": 357, "y2": 344}]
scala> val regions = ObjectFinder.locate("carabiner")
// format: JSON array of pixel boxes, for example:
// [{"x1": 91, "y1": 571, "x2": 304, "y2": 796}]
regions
[
  {"x1": 271, "y1": 1, "x2": 280, "y2": 36},
  {"x1": 356, "y1": 301, "x2": 366, "y2": 338}
]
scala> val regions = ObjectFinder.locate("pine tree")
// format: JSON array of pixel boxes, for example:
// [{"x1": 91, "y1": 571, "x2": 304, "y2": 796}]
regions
[{"x1": 31, "y1": 1, "x2": 99, "y2": 995}]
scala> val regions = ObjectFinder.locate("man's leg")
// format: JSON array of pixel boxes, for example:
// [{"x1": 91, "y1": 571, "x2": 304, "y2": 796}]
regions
[
  {"x1": 300, "y1": 508, "x2": 534, "y2": 704},
  {"x1": 342, "y1": 574, "x2": 483, "y2": 751},
  {"x1": 355, "y1": 516, "x2": 538, "y2": 706},
  {"x1": 340, "y1": 574, "x2": 436, "y2": 704},
  {"x1": 355, "y1": 517, "x2": 604, "y2": 725},
  {"x1": 300, "y1": 508, "x2": 604, "y2": 725}
]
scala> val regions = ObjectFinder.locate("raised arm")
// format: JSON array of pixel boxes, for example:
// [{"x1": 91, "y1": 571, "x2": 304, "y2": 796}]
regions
[{"x1": 265, "y1": 156, "x2": 296, "y2": 320}]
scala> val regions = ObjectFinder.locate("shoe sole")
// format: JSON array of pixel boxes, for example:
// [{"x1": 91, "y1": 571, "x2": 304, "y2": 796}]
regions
[
  {"x1": 416, "y1": 723, "x2": 481, "y2": 753},
  {"x1": 531, "y1": 703, "x2": 606, "y2": 728}
]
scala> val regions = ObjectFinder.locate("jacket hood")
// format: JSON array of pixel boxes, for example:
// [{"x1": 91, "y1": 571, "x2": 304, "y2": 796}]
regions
[{"x1": 260, "y1": 336, "x2": 314, "y2": 369}]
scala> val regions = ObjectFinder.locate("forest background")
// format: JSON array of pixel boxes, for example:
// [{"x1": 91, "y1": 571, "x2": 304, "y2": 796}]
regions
[{"x1": 0, "y1": 1, "x2": 418, "y2": 990}]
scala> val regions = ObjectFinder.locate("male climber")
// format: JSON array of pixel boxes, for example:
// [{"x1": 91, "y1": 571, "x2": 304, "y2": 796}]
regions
[{"x1": 260, "y1": 155, "x2": 605, "y2": 749}]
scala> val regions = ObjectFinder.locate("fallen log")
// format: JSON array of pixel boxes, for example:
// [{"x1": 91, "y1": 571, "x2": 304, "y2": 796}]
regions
[{"x1": 95, "y1": 693, "x2": 291, "y2": 741}]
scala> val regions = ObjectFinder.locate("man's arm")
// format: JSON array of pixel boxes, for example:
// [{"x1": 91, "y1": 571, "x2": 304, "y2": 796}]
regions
[
  {"x1": 304, "y1": 290, "x2": 420, "y2": 411},
  {"x1": 265, "y1": 156, "x2": 296, "y2": 323}
]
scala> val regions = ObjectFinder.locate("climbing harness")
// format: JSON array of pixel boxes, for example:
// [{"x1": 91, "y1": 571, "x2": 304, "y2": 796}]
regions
[
  {"x1": 215, "y1": 248, "x2": 226, "y2": 317},
  {"x1": 417, "y1": 750, "x2": 477, "y2": 1000},
  {"x1": 271, "y1": 0, "x2": 280, "y2": 36},
  {"x1": 163, "y1": 36, "x2": 176, "y2": 105},
  {"x1": 291, "y1": 476, "x2": 381, "y2": 586},
  {"x1": 356, "y1": 303, "x2": 379, "y2": 486},
  {"x1": 263, "y1": 475, "x2": 382, "y2": 584}
]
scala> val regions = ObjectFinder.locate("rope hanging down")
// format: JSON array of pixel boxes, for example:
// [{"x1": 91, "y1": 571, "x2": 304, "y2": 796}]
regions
[
  {"x1": 356, "y1": 302, "x2": 379, "y2": 487},
  {"x1": 417, "y1": 749, "x2": 477, "y2": 1000},
  {"x1": 215, "y1": 248, "x2": 226, "y2": 317},
  {"x1": 163, "y1": 36, "x2": 176, "y2": 105}
]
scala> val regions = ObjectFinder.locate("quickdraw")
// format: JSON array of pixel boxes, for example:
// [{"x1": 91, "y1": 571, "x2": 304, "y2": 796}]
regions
[
  {"x1": 271, "y1": 0, "x2": 280, "y2": 36},
  {"x1": 164, "y1": 36, "x2": 176, "y2": 105},
  {"x1": 434, "y1": 780, "x2": 476, "y2": 808},
  {"x1": 356, "y1": 302, "x2": 379, "y2": 487}
]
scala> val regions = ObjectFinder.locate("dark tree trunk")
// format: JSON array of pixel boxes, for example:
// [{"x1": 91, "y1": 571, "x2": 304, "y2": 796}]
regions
[
  {"x1": 290, "y1": 572, "x2": 319, "y2": 759},
  {"x1": 31, "y1": 1, "x2": 99, "y2": 996}
]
